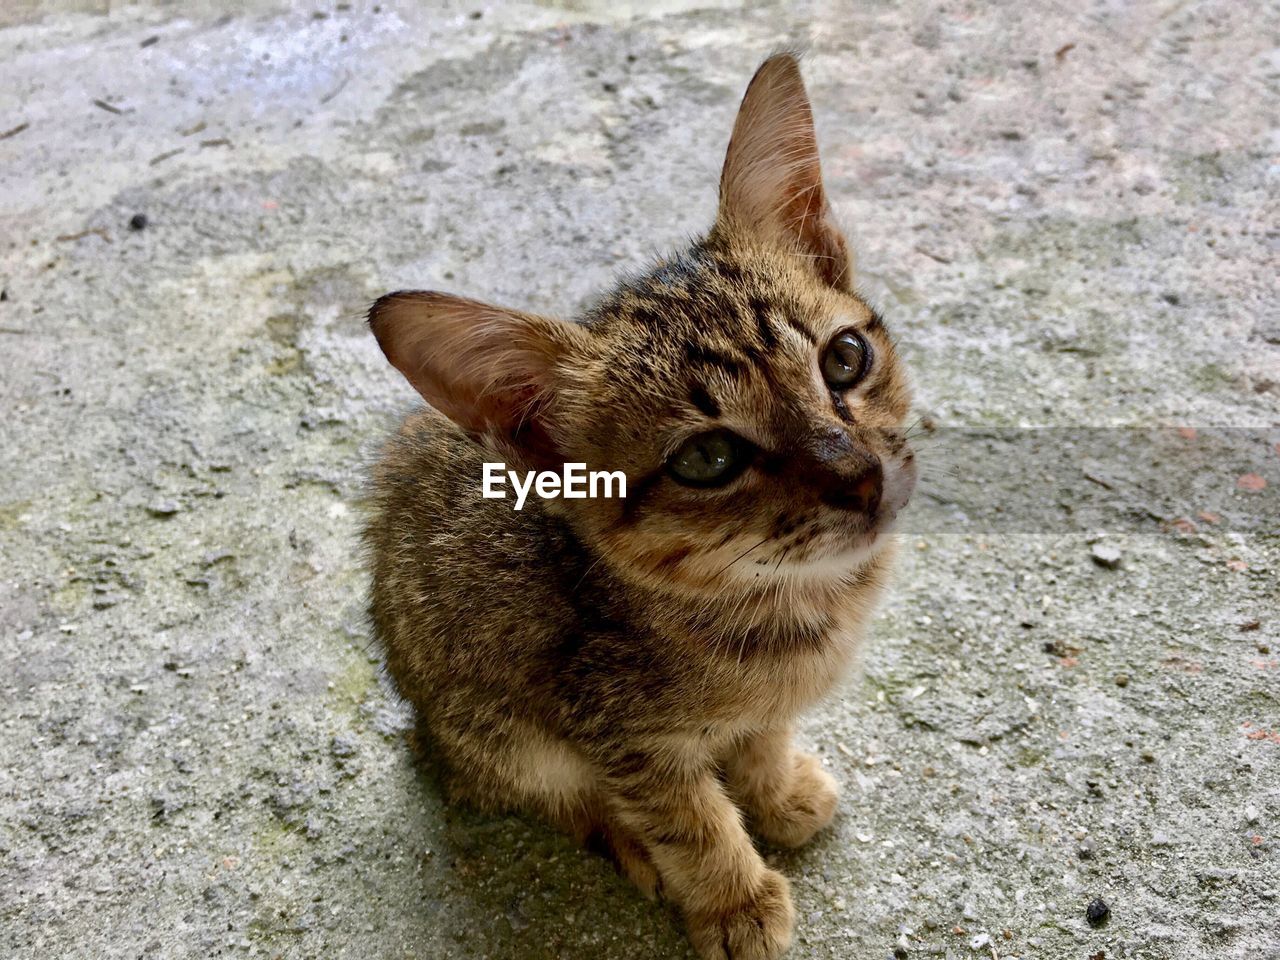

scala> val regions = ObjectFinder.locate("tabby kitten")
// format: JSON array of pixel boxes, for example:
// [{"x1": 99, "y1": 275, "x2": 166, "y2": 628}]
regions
[{"x1": 364, "y1": 54, "x2": 915, "y2": 960}]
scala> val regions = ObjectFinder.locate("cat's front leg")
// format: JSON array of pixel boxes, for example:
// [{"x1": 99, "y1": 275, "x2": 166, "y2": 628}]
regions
[
  {"x1": 724, "y1": 728, "x2": 839, "y2": 849},
  {"x1": 600, "y1": 745, "x2": 794, "y2": 960}
]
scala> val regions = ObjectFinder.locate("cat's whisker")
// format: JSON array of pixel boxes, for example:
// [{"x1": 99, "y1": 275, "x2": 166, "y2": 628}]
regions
[
  {"x1": 737, "y1": 563, "x2": 783, "y2": 667},
  {"x1": 572, "y1": 554, "x2": 608, "y2": 593},
  {"x1": 708, "y1": 535, "x2": 772, "y2": 580}
]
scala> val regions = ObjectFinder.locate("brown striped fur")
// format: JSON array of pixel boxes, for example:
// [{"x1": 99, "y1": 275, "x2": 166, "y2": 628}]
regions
[{"x1": 362, "y1": 54, "x2": 916, "y2": 960}]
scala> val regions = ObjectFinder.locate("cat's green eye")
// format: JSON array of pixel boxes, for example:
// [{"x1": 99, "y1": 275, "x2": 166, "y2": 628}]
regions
[
  {"x1": 667, "y1": 430, "x2": 751, "y2": 487},
  {"x1": 821, "y1": 330, "x2": 871, "y2": 389}
]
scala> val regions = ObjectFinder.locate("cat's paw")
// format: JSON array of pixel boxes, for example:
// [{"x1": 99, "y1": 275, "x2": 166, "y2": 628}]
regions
[
  {"x1": 582, "y1": 820, "x2": 662, "y2": 900},
  {"x1": 686, "y1": 869, "x2": 794, "y2": 960},
  {"x1": 611, "y1": 828, "x2": 661, "y2": 900},
  {"x1": 754, "y1": 753, "x2": 838, "y2": 848}
]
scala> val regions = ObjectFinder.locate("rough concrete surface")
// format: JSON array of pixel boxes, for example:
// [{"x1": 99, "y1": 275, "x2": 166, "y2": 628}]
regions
[{"x1": 1, "y1": 1, "x2": 1277, "y2": 958}]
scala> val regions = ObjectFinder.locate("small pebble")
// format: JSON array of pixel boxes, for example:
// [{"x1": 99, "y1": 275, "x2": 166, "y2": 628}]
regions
[
  {"x1": 1078, "y1": 838, "x2": 1096, "y2": 860},
  {"x1": 1090, "y1": 544, "x2": 1122, "y2": 569},
  {"x1": 146, "y1": 499, "x2": 180, "y2": 517},
  {"x1": 129, "y1": 213, "x2": 148, "y2": 231},
  {"x1": 1086, "y1": 897, "x2": 1110, "y2": 927},
  {"x1": 1114, "y1": 673, "x2": 1129, "y2": 687}
]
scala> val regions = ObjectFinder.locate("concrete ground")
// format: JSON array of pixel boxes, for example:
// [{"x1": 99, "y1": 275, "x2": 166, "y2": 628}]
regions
[{"x1": 1, "y1": 1, "x2": 1277, "y2": 958}]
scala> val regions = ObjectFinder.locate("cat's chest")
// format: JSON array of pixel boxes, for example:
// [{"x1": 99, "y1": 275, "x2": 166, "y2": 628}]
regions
[
  {"x1": 703, "y1": 596, "x2": 875, "y2": 728},
  {"x1": 755, "y1": 623, "x2": 862, "y2": 717}
]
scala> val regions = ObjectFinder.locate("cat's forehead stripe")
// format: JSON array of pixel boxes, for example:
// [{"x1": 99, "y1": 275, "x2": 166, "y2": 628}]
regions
[
  {"x1": 747, "y1": 295, "x2": 779, "y2": 349},
  {"x1": 775, "y1": 310, "x2": 817, "y2": 344},
  {"x1": 689, "y1": 382, "x2": 721, "y2": 418},
  {"x1": 683, "y1": 340, "x2": 749, "y2": 378}
]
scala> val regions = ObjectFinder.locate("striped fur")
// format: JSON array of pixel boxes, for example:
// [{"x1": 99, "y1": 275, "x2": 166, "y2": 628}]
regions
[{"x1": 363, "y1": 54, "x2": 915, "y2": 960}]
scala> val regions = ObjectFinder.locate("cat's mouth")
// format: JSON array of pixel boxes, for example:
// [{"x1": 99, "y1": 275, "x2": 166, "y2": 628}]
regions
[
  {"x1": 772, "y1": 453, "x2": 917, "y2": 574},
  {"x1": 825, "y1": 512, "x2": 897, "y2": 558},
  {"x1": 836, "y1": 451, "x2": 914, "y2": 533},
  {"x1": 831, "y1": 509, "x2": 898, "y2": 554}
]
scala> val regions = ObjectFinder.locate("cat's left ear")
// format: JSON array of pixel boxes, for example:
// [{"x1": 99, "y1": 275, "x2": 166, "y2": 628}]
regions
[
  {"x1": 716, "y1": 53, "x2": 851, "y2": 289},
  {"x1": 367, "y1": 291, "x2": 587, "y2": 469}
]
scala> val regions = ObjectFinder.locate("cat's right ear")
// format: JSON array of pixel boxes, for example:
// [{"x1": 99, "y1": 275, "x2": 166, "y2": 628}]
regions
[
  {"x1": 367, "y1": 291, "x2": 587, "y2": 467},
  {"x1": 717, "y1": 53, "x2": 852, "y2": 289}
]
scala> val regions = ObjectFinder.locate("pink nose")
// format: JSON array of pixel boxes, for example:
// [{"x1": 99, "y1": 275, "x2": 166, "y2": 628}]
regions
[{"x1": 818, "y1": 460, "x2": 883, "y2": 514}]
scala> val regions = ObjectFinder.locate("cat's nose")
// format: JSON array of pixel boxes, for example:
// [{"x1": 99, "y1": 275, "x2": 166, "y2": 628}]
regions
[{"x1": 818, "y1": 459, "x2": 883, "y2": 514}]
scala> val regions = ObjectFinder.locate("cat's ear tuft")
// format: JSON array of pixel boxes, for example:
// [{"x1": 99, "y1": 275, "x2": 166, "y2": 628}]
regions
[
  {"x1": 367, "y1": 291, "x2": 587, "y2": 466},
  {"x1": 717, "y1": 53, "x2": 851, "y2": 289}
]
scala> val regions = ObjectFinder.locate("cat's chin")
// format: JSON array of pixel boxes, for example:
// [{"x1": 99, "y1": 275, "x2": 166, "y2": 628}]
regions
[
  {"x1": 706, "y1": 510, "x2": 903, "y2": 590},
  {"x1": 708, "y1": 531, "x2": 888, "y2": 592},
  {"x1": 779, "y1": 531, "x2": 893, "y2": 582},
  {"x1": 781, "y1": 499, "x2": 912, "y2": 579}
]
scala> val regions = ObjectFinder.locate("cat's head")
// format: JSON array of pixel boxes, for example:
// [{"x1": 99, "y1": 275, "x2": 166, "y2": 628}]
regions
[{"x1": 369, "y1": 54, "x2": 915, "y2": 596}]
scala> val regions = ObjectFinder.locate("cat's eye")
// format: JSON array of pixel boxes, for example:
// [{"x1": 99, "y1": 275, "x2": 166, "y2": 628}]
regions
[
  {"x1": 821, "y1": 330, "x2": 871, "y2": 389},
  {"x1": 667, "y1": 430, "x2": 752, "y2": 487}
]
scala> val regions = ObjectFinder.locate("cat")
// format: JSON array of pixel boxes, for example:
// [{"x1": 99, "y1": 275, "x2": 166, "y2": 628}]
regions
[{"x1": 363, "y1": 53, "x2": 916, "y2": 960}]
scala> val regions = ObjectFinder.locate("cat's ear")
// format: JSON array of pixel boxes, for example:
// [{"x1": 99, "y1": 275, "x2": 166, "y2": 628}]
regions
[
  {"x1": 368, "y1": 291, "x2": 587, "y2": 467},
  {"x1": 717, "y1": 53, "x2": 851, "y2": 289}
]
